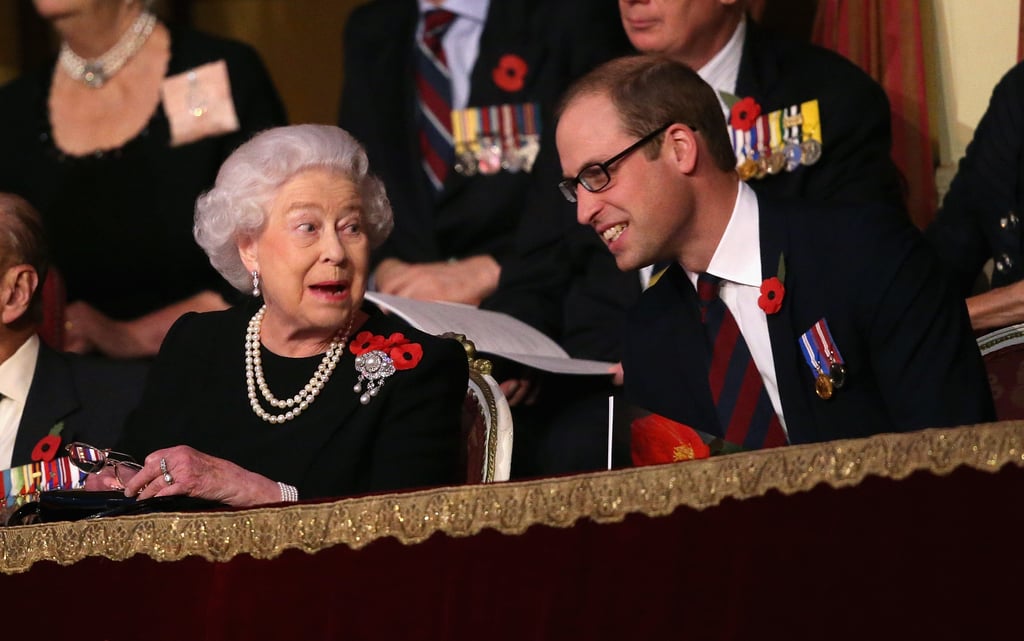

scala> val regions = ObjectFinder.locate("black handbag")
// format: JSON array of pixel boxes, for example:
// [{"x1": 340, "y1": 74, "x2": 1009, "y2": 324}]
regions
[{"x1": 6, "y1": 490, "x2": 225, "y2": 526}]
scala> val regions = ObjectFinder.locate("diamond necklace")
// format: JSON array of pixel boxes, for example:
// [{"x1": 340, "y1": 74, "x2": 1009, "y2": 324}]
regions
[
  {"x1": 58, "y1": 11, "x2": 157, "y2": 89},
  {"x1": 244, "y1": 305, "x2": 354, "y2": 424}
]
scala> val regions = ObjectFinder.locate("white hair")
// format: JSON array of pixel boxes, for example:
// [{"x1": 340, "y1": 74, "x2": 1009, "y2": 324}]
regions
[{"x1": 194, "y1": 124, "x2": 393, "y2": 292}]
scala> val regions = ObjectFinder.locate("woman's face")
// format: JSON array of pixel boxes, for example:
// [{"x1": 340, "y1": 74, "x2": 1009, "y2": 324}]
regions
[{"x1": 238, "y1": 168, "x2": 370, "y2": 346}]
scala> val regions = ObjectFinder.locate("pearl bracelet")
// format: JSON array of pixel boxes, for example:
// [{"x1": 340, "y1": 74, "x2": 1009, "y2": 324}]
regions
[{"x1": 277, "y1": 482, "x2": 298, "y2": 502}]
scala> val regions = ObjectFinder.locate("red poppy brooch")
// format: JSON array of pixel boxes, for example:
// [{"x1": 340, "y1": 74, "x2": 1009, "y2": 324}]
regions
[
  {"x1": 350, "y1": 332, "x2": 423, "y2": 405},
  {"x1": 729, "y1": 96, "x2": 762, "y2": 132},
  {"x1": 31, "y1": 420, "x2": 65, "y2": 463},
  {"x1": 758, "y1": 252, "x2": 787, "y2": 315},
  {"x1": 492, "y1": 54, "x2": 528, "y2": 93},
  {"x1": 631, "y1": 413, "x2": 711, "y2": 466}
]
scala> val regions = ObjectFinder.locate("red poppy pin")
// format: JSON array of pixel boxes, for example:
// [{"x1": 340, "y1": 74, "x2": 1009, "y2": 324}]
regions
[
  {"x1": 350, "y1": 331, "x2": 424, "y2": 404},
  {"x1": 758, "y1": 252, "x2": 787, "y2": 315},
  {"x1": 492, "y1": 54, "x2": 528, "y2": 93},
  {"x1": 31, "y1": 420, "x2": 65, "y2": 463},
  {"x1": 631, "y1": 413, "x2": 711, "y2": 466},
  {"x1": 729, "y1": 96, "x2": 762, "y2": 132}
]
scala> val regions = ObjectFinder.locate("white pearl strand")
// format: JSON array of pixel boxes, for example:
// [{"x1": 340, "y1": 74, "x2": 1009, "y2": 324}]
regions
[{"x1": 244, "y1": 305, "x2": 353, "y2": 424}]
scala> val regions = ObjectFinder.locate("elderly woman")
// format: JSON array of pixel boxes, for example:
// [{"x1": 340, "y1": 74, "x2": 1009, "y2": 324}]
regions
[{"x1": 86, "y1": 124, "x2": 468, "y2": 505}]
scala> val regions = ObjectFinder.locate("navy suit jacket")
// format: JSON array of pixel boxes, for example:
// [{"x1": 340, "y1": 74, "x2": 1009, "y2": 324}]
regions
[
  {"x1": 926, "y1": 60, "x2": 1024, "y2": 296},
  {"x1": 623, "y1": 197, "x2": 994, "y2": 444},
  {"x1": 338, "y1": 0, "x2": 629, "y2": 274},
  {"x1": 11, "y1": 342, "x2": 147, "y2": 467}
]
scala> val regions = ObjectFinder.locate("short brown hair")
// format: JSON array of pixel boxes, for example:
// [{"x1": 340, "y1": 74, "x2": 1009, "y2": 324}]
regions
[
  {"x1": 0, "y1": 193, "x2": 48, "y2": 320},
  {"x1": 558, "y1": 55, "x2": 737, "y2": 172}
]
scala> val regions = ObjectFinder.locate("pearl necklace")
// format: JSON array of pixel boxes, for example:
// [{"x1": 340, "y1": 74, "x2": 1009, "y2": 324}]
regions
[
  {"x1": 244, "y1": 305, "x2": 353, "y2": 424},
  {"x1": 58, "y1": 11, "x2": 157, "y2": 89}
]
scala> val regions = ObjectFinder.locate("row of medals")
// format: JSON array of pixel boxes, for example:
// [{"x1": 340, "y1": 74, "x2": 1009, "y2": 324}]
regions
[
  {"x1": 738, "y1": 138, "x2": 822, "y2": 181},
  {"x1": 453, "y1": 135, "x2": 540, "y2": 177}
]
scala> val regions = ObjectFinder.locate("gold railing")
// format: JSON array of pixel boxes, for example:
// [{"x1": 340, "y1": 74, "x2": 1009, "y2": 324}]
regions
[{"x1": 2, "y1": 420, "x2": 1022, "y2": 575}]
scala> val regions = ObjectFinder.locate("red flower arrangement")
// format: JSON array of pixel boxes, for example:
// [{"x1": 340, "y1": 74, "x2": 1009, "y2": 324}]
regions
[
  {"x1": 758, "y1": 277, "x2": 785, "y2": 315},
  {"x1": 492, "y1": 54, "x2": 528, "y2": 92},
  {"x1": 631, "y1": 413, "x2": 710, "y2": 466},
  {"x1": 350, "y1": 331, "x2": 423, "y2": 370},
  {"x1": 729, "y1": 96, "x2": 761, "y2": 132}
]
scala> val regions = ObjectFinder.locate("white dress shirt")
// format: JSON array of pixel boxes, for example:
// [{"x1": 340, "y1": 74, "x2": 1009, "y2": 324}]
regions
[
  {"x1": 698, "y1": 15, "x2": 747, "y2": 115},
  {"x1": 685, "y1": 182, "x2": 788, "y2": 434},
  {"x1": 0, "y1": 335, "x2": 40, "y2": 469},
  {"x1": 417, "y1": 0, "x2": 490, "y2": 110}
]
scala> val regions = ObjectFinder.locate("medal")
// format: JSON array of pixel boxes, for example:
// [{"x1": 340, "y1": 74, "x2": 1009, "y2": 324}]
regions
[
  {"x1": 829, "y1": 362, "x2": 847, "y2": 389},
  {"x1": 815, "y1": 372, "x2": 833, "y2": 400},
  {"x1": 783, "y1": 142, "x2": 802, "y2": 172},
  {"x1": 454, "y1": 150, "x2": 478, "y2": 177},
  {"x1": 767, "y1": 152, "x2": 786, "y2": 174},
  {"x1": 800, "y1": 139, "x2": 822, "y2": 166},
  {"x1": 477, "y1": 138, "x2": 502, "y2": 175},
  {"x1": 738, "y1": 157, "x2": 759, "y2": 181}
]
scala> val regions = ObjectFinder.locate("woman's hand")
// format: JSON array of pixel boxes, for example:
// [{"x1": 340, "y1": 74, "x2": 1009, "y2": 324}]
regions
[
  {"x1": 375, "y1": 256, "x2": 501, "y2": 305},
  {"x1": 122, "y1": 445, "x2": 283, "y2": 507},
  {"x1": 83, "y1": 465, "x2": 130, "y2": 491}
]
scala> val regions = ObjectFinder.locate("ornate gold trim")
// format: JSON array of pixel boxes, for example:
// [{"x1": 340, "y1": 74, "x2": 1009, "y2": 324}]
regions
[{"x1": 2, "y1": 421, "x2": 1022, "y2": 574}]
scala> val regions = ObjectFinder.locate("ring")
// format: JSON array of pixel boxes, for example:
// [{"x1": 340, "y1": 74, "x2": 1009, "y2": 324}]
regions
[
  {"x1": 160, "y1": 458, "x2": 174, "y2": 485},
  {"x1": 64, "y1": 320, "x2": 74, "y2": 331}
]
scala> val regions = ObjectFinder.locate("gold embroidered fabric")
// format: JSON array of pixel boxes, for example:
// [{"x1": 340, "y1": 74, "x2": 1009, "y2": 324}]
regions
[{"x1": 2, "y1": 421, "x2": 1022, "y2": 575}]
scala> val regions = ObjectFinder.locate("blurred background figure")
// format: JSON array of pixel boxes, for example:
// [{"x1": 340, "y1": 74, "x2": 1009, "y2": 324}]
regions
[
  {"x1": 338, "y1": 0, "x2": 630, "y2": 307},
  {"x1": 0, "y1": 192, "x2": 146, "y2": 470},
  {"x1": 926, "y1": 60, "x2": 1024, "y2": 332},
  {"x1": 0, "y1": 0, "x2": 286, "y2": 358},
  {"x1": 92, "y1": 125, "x2": 467, "y2": 506}
]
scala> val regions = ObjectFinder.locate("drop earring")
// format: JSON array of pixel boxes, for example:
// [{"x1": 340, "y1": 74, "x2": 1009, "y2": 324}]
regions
[{"x1": 251, "y1": 270, "x2": 260, "y2": 297}]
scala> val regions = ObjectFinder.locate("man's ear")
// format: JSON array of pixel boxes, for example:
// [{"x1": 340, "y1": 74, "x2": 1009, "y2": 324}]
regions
[
  {"x1": 666, "y1": 124, "x2": 699, "y2": 175},
  {"x1": 0, "y1": 265, "x2": 38, "y2": 325},
  {"x1": 237, "y1": 235, "x2": 259, "y2": 274}
]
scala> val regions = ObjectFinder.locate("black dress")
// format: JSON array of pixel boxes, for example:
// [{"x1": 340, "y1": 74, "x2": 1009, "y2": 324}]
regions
[
  {"x1": 0, "y1": 26, "x2": 286, "y2": 320},
  {"x1": 118, "y1": 303, "x2": 468, "y2": 499}
]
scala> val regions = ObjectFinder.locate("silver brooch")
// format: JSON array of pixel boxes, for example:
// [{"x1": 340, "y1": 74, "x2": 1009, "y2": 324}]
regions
[{"x1": 353, "y1": 350, "x2": 395, "y2": 405}]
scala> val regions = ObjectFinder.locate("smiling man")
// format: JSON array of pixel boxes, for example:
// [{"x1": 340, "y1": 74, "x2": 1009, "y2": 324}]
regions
[{"x1": 555, "y1": 56, "x2": 993, "y2": 448}]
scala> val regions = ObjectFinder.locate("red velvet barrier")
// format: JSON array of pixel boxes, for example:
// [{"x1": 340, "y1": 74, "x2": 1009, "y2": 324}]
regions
[{"x1": 4, "y1": 462, "x2": 1021, "y2": 640}]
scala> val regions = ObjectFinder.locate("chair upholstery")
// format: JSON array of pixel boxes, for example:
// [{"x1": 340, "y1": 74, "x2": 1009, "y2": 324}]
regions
[
  {"x1": 977, "y1": 323, "x2": 1024, "y2": 420},
  {"x1": 442, "y1": 333, "x2": 513, "y2": 482}
]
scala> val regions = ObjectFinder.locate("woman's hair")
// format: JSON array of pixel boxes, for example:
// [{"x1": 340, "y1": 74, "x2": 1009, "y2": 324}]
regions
[{"x1": 194, "y1": 124, "x2": 393, "y2": 292}]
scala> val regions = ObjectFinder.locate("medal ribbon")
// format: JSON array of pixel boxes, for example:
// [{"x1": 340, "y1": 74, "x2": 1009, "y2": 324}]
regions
[{"x1": 801, "y1": 99, "x2": 822, "y2": 143}]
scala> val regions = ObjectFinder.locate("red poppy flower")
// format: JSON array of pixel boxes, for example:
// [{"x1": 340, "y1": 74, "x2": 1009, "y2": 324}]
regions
[
  {"x1": 351, "y1": 331, "x2": 386, "y2": 355},
  {"x1": 492, "y1": 54, "x2": 528, "y2": 93},
  {"x1": 729, "y1": 96, "x2": 761, "y2": 132},
  {"x1": 631, "y1": 413, "x2": 710, "y2": 466},
  {"x1": 758, "y1": 276, "x2": 785, "y2": 315},
  {"x1": 31, "y1": 434, "x2": 61, "y2": 462},
  {"x1": 383, "y1": 332, "x2": 409, "y2": 348},
  {"x1": 390, "y1": 342, "x2": 424, "y2": 371}
]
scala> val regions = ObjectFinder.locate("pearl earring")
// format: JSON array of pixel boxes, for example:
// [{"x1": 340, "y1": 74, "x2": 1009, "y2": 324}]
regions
[{"x1": 251, "y1": 270, "x2": 260, "y2": 297}]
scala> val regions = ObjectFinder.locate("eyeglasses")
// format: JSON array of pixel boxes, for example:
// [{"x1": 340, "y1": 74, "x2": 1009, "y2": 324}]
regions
[
  {"x1": 558, "y1": 122, "x2": 679, "y2": 203},
  {"x1": 65, "y1": 442, "x2": 143, "y2": 488}
]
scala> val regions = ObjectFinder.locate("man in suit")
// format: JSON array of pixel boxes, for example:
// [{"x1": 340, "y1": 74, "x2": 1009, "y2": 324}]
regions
[
  {"x1": 484, "y1": 0, "x2": 910, "y2": 473},
  {"x1": 0, "y1": 193, "x2": 146, "y2": 469},
  {"x1": 495, "y1": 0, "x2": 906, "y2": 363},
  {"x1": 338, "y1": 0, "x2": 630, "y2": 309},
  {"x1": 555, "y1": 56, "x2": 992, "y2": 448}
]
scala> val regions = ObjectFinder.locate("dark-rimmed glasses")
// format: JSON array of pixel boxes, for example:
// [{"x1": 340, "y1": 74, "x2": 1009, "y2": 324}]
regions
[
  {"x1": 65, "y1": 442, "x2": 143, "y2": 488},
  {"x1": 558, "y1": 122, "x2": 679, "y2": 203}
]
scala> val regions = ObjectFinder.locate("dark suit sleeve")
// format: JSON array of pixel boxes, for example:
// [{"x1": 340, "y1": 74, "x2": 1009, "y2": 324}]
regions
[
  {"x1": 925, "y1": 61, "x2": 1024, "y2": 295},
  {"x1": 856, "y1": 209, "x2": 994, "y2": 429},
  {"x1": 116, "y1": 313, "x2": 202, "y2": 459},
  {"x1": 364, "y1": 336, "x2": 468, "y2": 492}
]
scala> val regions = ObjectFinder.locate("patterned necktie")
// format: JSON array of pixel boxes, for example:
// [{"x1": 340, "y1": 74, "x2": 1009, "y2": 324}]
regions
[
  {"x1": 416, "y1": 9, "x2": 457, "y2": 192},
  {"x1": 696, "y1": 273, "x2": 788, "y2": 449}
]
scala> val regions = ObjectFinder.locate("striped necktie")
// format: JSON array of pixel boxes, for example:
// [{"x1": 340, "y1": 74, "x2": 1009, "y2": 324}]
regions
[
  {"x1": 416, "y1": 9, "x2": 457, "y2": 192},
  {"x1": 696, "y1": 273, "x2": 788, "y2": 449}
]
